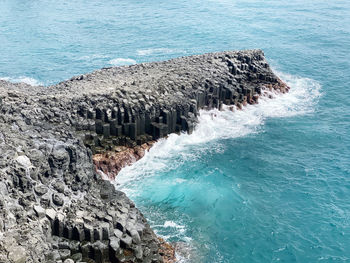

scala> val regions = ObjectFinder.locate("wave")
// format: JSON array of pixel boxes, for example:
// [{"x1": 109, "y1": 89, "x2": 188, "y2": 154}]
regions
[
  {"x1": 115, "y1": 71, "x2": 321, "y2": 189},
  {"x1": 0, "y1": 76, "x2": 43, "y2": 86},
  {"x1": 109, "y1": 58, "x2": 137, "y2": 66},
  {"x1": 78, "y1": 54, "x2": 109, "y2": 60},
  {"x1": 136, "y1": 48, "x2": 183, "y2": 56},
  {"x1": 113, "y1": 71, "x2": 321, "y2": 262},
  {"x1": 157, "y1": 220, "x2": 186, "y2": 231}
]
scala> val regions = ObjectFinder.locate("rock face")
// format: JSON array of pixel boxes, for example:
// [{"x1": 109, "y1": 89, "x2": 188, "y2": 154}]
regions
[
  {"x1": 93, "y1": 142, "x2": 155, "y2": 180},
  {"x1": 0, "y1": 50, "x2": 288, "y2": 263}
]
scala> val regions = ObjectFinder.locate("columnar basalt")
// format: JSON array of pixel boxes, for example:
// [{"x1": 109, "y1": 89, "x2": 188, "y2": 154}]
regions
[
  {"x1": 68, "y1": 50, "x2": 288, "y2": 153},
  {"x1": 0, "y1": 50, "x2": 288, "y2": 263}
]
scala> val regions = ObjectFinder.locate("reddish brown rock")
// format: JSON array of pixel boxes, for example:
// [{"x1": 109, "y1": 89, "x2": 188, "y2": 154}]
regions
[
  {"x1": 158, "y1": 237, "x2": 176, "y2": 263},
  {"x1": 93, "y1": 142, "x2": 155, "y2": 180}
]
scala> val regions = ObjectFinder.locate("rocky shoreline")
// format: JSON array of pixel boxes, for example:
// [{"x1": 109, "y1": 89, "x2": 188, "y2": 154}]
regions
[
  {"x1": 0, "y1": 50, "x2": 288, "y2": 263},
  {"x1": 93, "y1": 142, "x2": 155, "y2": 180}
]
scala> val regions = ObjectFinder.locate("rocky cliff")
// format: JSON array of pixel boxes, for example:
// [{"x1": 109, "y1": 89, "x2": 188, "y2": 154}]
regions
[{"x1": 0, "y1": 50, "x2": 288, "y2": 263}]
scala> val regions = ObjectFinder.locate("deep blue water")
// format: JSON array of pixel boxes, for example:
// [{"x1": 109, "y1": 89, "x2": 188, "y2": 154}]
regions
[{"x1": 1, "y1": 0, "x2": 350, "y2": 262}]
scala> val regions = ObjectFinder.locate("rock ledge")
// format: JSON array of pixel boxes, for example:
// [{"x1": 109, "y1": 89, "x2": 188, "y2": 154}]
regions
[{"x1": 0, "y1": 50, "x2": 288, "y2": 263}]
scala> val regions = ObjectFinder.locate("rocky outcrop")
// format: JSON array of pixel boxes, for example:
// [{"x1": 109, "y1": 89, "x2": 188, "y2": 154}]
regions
[
  {"x1": 0, "y1": 49, "x2": 288, "y2": 263},
  {"x1": 93, "y1": 142, "x2": 155, "y2": 180}
]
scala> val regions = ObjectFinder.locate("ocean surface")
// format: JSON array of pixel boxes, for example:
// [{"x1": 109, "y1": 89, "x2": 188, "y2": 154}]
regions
[{"x1": 1, "y1": 0, "x2": 350, "y2": 262}]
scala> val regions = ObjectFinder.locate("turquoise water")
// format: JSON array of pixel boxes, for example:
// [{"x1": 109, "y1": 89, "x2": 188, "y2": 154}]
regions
[{"x1": 1, "y1": 0, "x2": 350, "y2": 262}]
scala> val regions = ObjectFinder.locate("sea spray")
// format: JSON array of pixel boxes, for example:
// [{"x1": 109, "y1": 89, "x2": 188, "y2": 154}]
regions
[
  {"x1": 1, "y1": 0, "x2": 349, "y2": 261},
  {"x1": 114, "y1": 71, "x2": 321, "y2": 262},
  {"x1": 0, "y1": 76, "x2": 43, "y2": 86},
  {"x1": 109, "y1": 58, "x2": 137, "y2": 66},
  {"x1": 116, "y1": 71, "x2": 321, "y2": 189}
]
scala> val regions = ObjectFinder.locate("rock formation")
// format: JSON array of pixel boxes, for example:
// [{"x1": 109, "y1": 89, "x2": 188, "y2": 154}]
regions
[{"x1": 0, "y1": 50, "x2": 288, "y2": 263}]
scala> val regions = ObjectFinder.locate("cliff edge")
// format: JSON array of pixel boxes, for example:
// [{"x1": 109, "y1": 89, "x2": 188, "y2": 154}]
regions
[{"x1": 0, "y1": 50, "x2": 288, "y2": 263}]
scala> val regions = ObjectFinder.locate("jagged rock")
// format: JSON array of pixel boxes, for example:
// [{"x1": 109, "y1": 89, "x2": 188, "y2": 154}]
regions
[
  {"x1": 34, "y1": 185, "x2": 48, "y2": 196},
  {"x1": 7, "y1": 246, "x2": 26, "y2": 263},
  {"x1": 53, "y1": 181, "x2": 65, "y2": 193},
  {"x1": 0, "y1": 50, "x2": 288, "y2": 263},
  {"x1": 52, "y1": 193, "x2": 64, "y2": 206},
  {"x1": 46, "y1": 208, "x2": 57, "y2": 221},
  {"x1": 33, "y1": 205, "x2": 45, "y2": 218},
  {"x1": 120, "y1": 234, "x2": 133, "y2": 248},
  {"x1": 40, "y1": 194, "x2": 51, "y2": 208},
  {"x1": 100, "y1": 222, "x2": 110, "y2": 240},
  {"x1": 92, "y1": 241, "x2": 109, "y2": 262},
  {"x1": 131, "y1": 229, "x2": 141, "y2": 244},
  {"x1": 47, "y1": 250, "x2": 61, "y2": 261},
  {"x1": 135, "y1": 245, "x2": 143, "y2": 259},
  {"x1": 114, "y1": 229, "x2": 123, "y2": 239},
  {"x1": 59, "y1": 248, "x2": 71, "y2": 260},
  {"x1": 70, "y1": 252, "x2": 82, "y2": 262},
  {"x1": 110, "y1": 236, "x2": 120, "y2": 253}
]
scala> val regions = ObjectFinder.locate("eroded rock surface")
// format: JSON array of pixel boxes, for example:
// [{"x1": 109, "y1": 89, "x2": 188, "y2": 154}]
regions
[
  {"x1": 93, "y1": 142, "x2": 155, "y2": 180},
  {"x1": 0, "y1": 50, "x2": 288, "y2": 263}
]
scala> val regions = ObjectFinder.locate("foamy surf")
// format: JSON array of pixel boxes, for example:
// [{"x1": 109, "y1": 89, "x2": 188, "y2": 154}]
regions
[
  {"x1": 0, "y1": 76, "x2": 43, "y2": 86},
  {"x1": 78, "y1": 54, "x2": 109, "y2": 61},
  {"x1": 137, "y1": 48, "x2": 182, "y2": 56},
  {"x1": 115, "y1": 71, "x2": 321, "y2": 190},
  {"x1": 114, "y1": 71, "x2": 321, "y2": 262},
  {"x1": 109, "y1": 58, "x2": 137, "y2": 66}
]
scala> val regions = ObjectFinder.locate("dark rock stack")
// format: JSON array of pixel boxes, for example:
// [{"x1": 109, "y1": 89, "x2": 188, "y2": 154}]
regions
[
  {"x1": 0, "y1": 50, "x2": 288, "y2": 263},
  {"x1": 67, "y1": 50, "x2": 288, "y2": 153}
]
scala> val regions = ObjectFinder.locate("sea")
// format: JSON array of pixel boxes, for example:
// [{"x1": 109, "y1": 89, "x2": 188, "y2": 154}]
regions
[{"x1": 1, "y1": 0, "x2": 349, "y2": 262}]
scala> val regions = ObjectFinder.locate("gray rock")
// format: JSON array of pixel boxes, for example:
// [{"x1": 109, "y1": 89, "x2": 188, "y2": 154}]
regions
[
  {"x1": 115, "y1": 220, "x2": 125, "y2": 232},
  {"x1": 40, "y1": 194, "x2": 51, "y2": 208},
  {"x1": 131, "y1": 229, "x2": 141, "y2": 244},
  {"x1": 109, "y1": 236, "x2": 120, "y2": 253},
  {"x1": 46, "y1": 208, "x2": 57, "y2": 221},
  {"x1": 71, "y1": 252, "x2": 82, "y2": 262},
  {"x1": 0, "y1": 182, "x2": 8, "y2": 195},
  {"x1": 135, "y1": 245, "x2": 143, "y2": 259},
  {"x1": 120, "y1": 234, "x2": 133, "y2": 248},
  {"x1": 0, "y1": 50, "x2": 286, "y2": 263},
  {"x1": 92, "y1": 240, "x2": 109, "y2": 262},
  {"x1": 7, "y1": 246, "x2": 26, "y2": 263},
  {"x1": 58, "y1": 241, "x2": 69, "y2": 249},
  {"x1": 52, "y1": 193, "x2": 64, "y2": 206},
  {"x1": 59, "y1": 249, "x2": 71, "y2": 260},
  {"x1": 47, "y1": 250, "x2": 61, "y2": 261},
  {"x1": 114, "y1": 229, "x2": 123, "y2": 239},
  {"x1": 53, "y1": 181, "x2": 65, "y2": 193},
  {"x1": 100, "y1": 222, "x2": 110, "y2": 240},
  {"x1": 34, "y1": 185, "x2": 48, "y2": 195},
  {"x1": 84, "y1": 223, "x2": 94, "y2": 242},
  {"x1": 33, "y1": 205, "x2": 45, "y2": 218}
]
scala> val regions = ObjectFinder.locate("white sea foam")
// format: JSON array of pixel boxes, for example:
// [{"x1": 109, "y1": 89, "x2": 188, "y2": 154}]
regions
[
  {"x1": 153, "y1": 221, "x2": 188, "y2": 242},
  {"x1": 164, "y1": 220, "x2": 185, "y2": 229},
  {"x1": 109, "y1": 58, "x2": 136, "y2": 66},
  {"x1": 115, "y1": 71, "x2": 321, "y2": 189},
  {"x1": 78, "y1": 54, "x2": 109, "y2": 60},
  {"x1": 0, "y1": 76, "x2": 43, "y2": 86},
  {"x1": 137, "y1": 48, "x2": 182, "y2": 56},
  {"x1": 113, "y1": 71, "x2": 321, "y2": 262},
  {"x1": 0, "y1": 77, "x2": 10, "y2": 81},
  {"x1": 174, "y1": 178, "x2": 187, "y2": 184}
]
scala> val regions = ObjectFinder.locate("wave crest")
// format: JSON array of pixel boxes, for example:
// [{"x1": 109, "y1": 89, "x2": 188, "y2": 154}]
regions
[
  {"x1": 115, "y1": 71, "x2": 321, "y2": 189},
  {"x1": 109, "y1": 58, "x2": 137, "y2": 66},
  {"x1": 0, "y1": 76, "x2": 43, "y2": 86},
  {"x1": 137, "y1": 48, "x2": 182, "y2": 56}
]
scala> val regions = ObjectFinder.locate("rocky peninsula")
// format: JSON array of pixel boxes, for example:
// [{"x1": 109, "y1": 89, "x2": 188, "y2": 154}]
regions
[{"x1": 0, "y1": 50, "x2": 288, "y2": 263}]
